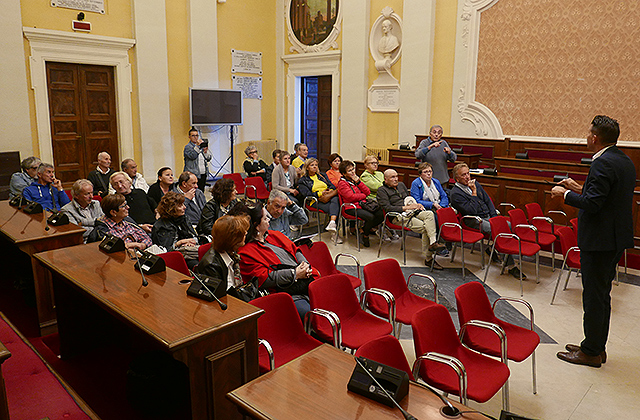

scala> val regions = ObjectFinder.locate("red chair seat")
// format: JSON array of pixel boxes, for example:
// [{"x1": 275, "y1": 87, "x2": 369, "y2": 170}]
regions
[
  {"x1": 299, "y1": 241, "x2": 361, "y2": 289},
  {"x1": 494, "y1": 236, "x2": 541, "y2": 257}
]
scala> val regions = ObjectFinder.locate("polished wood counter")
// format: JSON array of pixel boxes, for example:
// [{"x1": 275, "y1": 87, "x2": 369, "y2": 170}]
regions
[
  {"x1": 35, "y1": 242, "x2": 263, "y2": 420},
  {"x1": 228, "y1": 344, "x2": 486, "y2": 420},
  {"x1": 388, "y1": 148, "x2": 482, "y2": 168}
]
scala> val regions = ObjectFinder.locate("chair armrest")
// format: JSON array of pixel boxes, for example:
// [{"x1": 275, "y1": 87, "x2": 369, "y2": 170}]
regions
[
  {"x1": 514, "y1": 223, "x2": 539, "y2": 243},
  {"x1": 460, "y1": 215, "x2": 483, "y2": 232},
  {"x1": 245, "y1": 184, "x2": 257, "y2": 200},
  {"x1": 532, "y1": 216, "x2": 555, "y2": 232},
  {"x1": 459, "y1": 320, "x2": 508, "y2": 365},
  {"x1": 412, "y1": 352, "x2": 468, "y2": 405},
  {"x1": 340, "y1": 202, "x2": 357, "y2": 213},
  {"x1": 493, "y1": 297, "x2": 536, "y2": 331},
  {"x1": 408, "y1": 273, "x2": 438, "y2": 303},
  {"x1": 304, "y1": 308, "x2": 342, "y2": 348},
  {"x1": 499, "y1": 202, "x2": 516, "y2": 210},
  {"x1": 384, "y1": 211, "x2": 404, "y2": 229},
  {"x1": 335, "y1": 253, "x2": 361, "y2": 281},
  {"x1": 360, "y1": 288, "x2": 396, "y2": 334},
  {"x1": 304, "y1": 196, "x2": 318, "y2": 206},
  {"x1": 548, "y1": 210, "x2": 568, "y2": 226},
  {"x1": 258, "y1": 339, "x2": 274, "y2": 372}
]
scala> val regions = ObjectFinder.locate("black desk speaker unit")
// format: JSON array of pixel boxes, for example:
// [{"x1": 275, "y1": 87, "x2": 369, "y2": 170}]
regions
[
  {"x1": 347, "y1": 357, "x2": 409, "y2": 407},
  {"x1": 134, "y1": 251, "x2": 166, "y2": 274},
  {"x1": 99, "y1": 234, "x2": 126, "y2": 253},
  {"x1": 23, "y1": 201, "x2": 43, "y2": 214}
]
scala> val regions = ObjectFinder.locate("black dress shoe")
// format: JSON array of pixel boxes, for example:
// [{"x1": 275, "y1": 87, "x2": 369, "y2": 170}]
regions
[
  {"x1": 565, "y1": 344, "x2": 607, "y2": 363},
  {"x1": 557, "y1": 349, "x2": 602, "y2": 367},
  {"x1": 425, "y1": 258, "x2": 443, "y2": 270},
  {"x1": 508, "y1": 266, "x2": 527, "y2": 280},
  {"x1": 360, "y1": 235, "x2": 370, "y2": 248}
]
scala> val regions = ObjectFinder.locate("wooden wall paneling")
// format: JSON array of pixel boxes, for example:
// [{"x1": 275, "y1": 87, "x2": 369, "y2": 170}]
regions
[{"x1": 503, "y1": 186, "x2": 538, "y2": 211}]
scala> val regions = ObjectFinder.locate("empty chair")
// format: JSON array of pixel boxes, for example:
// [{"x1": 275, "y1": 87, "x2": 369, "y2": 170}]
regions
[
  {"x1": 412, "y1": 304, "x2": 510, "y2": 410},
  {"x1": 551, "y1": 226, "x2": 581, "y2": 305},
  {"x1": 508, "y1": 208, "x2": 557, "y2": 271},
  {"x1": 298, "y1": 241, "x2": 361, "y2": 290},
  {"x1": 223, "y1": 173, "x2": 245, "y2": 195},
  {"x1": 377, "y1": 210, "x2": 413, "y2": 265},
  {"x1": 355, "y1": 335, "x2": 414, "y2": 380},
  {"x1": 159, "y1": 251, "x2": 190, "y2": 276},
  {"x1": 524, "y1": 202, "x2": 566, "y2": 236},
  {"x1": 251, "y1": 293, "x2": 322, "y2": 373},
  {"x1": 455, "y1": 281, "x2": 540, "y2": 395},
  {"x1": 435, "y1": 207, "x2": 485, "y2": 278},
  {"x1": 306, "y1": 274, "x2": 393, "y2": 351},
  {"x1": 569, "y1": 217, "x2": 578, "y2": 233},
  {"x1": 483, "y1": 216, "x2": 541, "y2": 296},
  {"x1": 244, "y1": 176, "x2": 270, "y2": 201},
  {"x1": 363, "y1": 259, "x2": 438, "y2": 337}
]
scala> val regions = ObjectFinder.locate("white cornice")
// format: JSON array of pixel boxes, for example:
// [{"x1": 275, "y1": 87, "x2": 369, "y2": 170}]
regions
[{"x1": 23, "y1": 27, "x2": 135, "y2": 50}]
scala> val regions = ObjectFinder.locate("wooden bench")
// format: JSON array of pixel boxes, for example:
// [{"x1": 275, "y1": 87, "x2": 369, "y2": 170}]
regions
[{"x1": 0, "y1": 313, "x2": 99, "y2": 420}]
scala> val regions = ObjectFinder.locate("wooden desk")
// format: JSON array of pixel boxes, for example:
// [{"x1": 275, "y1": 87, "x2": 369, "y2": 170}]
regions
[
  {"x1": 388, "y1": 149, "x2": 482, "y2": 169},
  {"x1": 0, "y1": 201, "x2": 85, "y2": 335},
  {"x1": 228, "y1": 344, "x2": 485, "y2": 420},
  {"x1": 34, "y1": 243, "x2": 263, "y2": 420}
]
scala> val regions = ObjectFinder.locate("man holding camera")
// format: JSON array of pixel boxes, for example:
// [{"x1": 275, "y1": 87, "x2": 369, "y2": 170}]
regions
[{"x1": 183, "y1": 127, "x2": 212, "y2": 191}]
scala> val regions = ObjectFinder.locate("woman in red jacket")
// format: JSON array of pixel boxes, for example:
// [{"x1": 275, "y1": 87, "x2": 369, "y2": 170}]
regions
[{"x1": 336, "y1": 160, "x2": 384, "y2": 247}]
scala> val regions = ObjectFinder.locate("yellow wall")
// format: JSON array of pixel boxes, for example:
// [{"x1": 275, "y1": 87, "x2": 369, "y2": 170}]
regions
[{"x1": 430, "y1": 1, "x2": 458, "y2": 135}]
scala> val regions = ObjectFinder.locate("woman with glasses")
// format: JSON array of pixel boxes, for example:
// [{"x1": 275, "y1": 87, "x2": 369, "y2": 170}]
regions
[
  {"x1": 360, "y1": 155, "x2": 384, "y2": 200},
  {"x1": 410, "y1": 162, "x2": 449, "y2": 210},
  {"x1": 9, "y1": 156, "x2": 41, "y2": 199},
  {"x1": 242, "y1": 145, "x2": 269, "y2": 183},
  {"x1": 93, "y1": 193, "x2": 152, "y2": 249},
  {"x1": 152, "y1": 191, "x2": 200, "y2": 268}
]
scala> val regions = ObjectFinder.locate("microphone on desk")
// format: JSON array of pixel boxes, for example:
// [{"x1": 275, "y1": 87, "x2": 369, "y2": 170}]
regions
[
  {"x1": 362, "y1": 145, "x2": 382, "y2": 160},
  {"x1": 189, "y1": 269, "x2": 227, "y2": 310},
  {"x1": 128, "y1": 247, "x2": 148, "y2": 287},
  {"x1": 354, "y1": 357, "x2": 417, "y2": 420}
]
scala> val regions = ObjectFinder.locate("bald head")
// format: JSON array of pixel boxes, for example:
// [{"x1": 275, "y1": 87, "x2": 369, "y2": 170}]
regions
[
  {"x1": 384, "y1": 169, "x2": 399, "y2": 187},
  {"x1": 97, "y1": 152, "x2": 111, "y2": 171}
]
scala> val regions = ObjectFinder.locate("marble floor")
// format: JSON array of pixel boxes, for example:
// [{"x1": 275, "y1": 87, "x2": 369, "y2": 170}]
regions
[{"x1": 318, "y1": 228, "x2": 640, "y2": 420}]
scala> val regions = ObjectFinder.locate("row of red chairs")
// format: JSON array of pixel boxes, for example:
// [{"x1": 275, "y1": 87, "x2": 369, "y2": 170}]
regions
[{"x1": 222, "y1": 173, "x2": 271, "y2": 201}]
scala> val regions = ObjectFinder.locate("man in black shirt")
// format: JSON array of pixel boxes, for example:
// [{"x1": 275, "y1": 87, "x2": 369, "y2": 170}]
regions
[
  {"x1": 110, "y1": 171, "x2": 156, "y2": 232},
  {"x1": 87, "y1": 151, "x2": 114, "y2": 197}
]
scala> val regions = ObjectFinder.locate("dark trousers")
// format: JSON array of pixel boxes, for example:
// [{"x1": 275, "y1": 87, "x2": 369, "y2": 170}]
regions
[
  {"x1": 345, "y1": 207, "x2": 384, "y2": 236},
  {"x1": 580, "y1": 249, "x2": 624, "y2": 356},
  {"x1": 312, "y1": 196, "x2": 339, "y2": 217},
  {"x1": 197, "y1": 174, "x2": 207, "y2": 192}
]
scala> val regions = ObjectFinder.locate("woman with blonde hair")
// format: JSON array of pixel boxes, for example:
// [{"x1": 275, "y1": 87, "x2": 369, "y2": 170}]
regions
[
  {"x1": 297, "y1": 158, "x2": 341, "y2": 236},
  {"x1": 360, "y1": 155, "x2": 384, "y2": 200}
]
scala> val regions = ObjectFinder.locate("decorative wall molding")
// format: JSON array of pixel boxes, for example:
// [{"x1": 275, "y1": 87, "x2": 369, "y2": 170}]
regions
[
  {"x1": 23, "y1": 27, "x2": 135, "y2": 165},
  {"x1": 286, "y1": 1, "x2": 343, "y2": 54},
  {"x1": 281, "y1": 51, "x2": 341, "y2": 152}
]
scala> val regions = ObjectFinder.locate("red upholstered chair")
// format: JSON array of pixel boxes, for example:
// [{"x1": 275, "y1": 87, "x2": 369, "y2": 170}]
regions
[
  {"x1": 363, "y1": 259, "x2": 438, "y2": 337},
  {"x1": 223, "y1": 173, "x2": 245, "y2": 195},
  {"x1": 482, "y1": 216, "x2": 541, "y2": 296},
  {"x1": 303, "y1": 196, "x2": 325, "y2": 240},
  {"x1": 197, "y1": 242, "x2": 212, "y2": 261},
  {"x1": 298, "y1": 241, "x2": 362, "y2": 291},
  {"x1": 551, "y1": 226, "x2": 581, "y2": 305},
  {"x1": 337, "y1": 197, "x2": 364, "y2": 250},
  {"x1": 411, "y1": 304, "x2": 510, "y2": 410},
  {"x1": 355, "y1": 335, "x2": 414, "y2": 380},
  {"x1": 569, "y1": 217, "x2": 578, "y2": 233},
  {"x1": 64, "y1": 190, "x2": 73, "y2": 200},
  {"x1": 454, "y1": 281, "x2": 540, "y2": 396},
  {"x1": 244, "y1": 176, "x2": 269, "y2": 201},
  {"x1": 251, "y1": 293, "x2": 322, "y2": 373},
  {"x1": 436, "y1": 207, "x2": 486, "y2": 279},
  {"x1": 92, "y1": 195, "x2": 102, "y2": 202},
  {"x1": 508, "y1": 208, "x2": 557, "y2": 271},
  {"x1": 524, "y1": 202, "x2": 566, "y2": 236},
  {"x1": 377, "y1": 211, "x2": 413, "y2": 264},
  {"x1": 306, "y1": 274, "x2": 393, "y2": 351},
  {"x1": 159, "y1": 251, "x2": 190, "y2": 276}
]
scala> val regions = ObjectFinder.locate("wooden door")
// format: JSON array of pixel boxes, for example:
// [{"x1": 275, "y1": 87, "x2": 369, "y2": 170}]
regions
[
  {"x1": 317, "y1": 75, "x2": 332, "y2": 171},
  {"x1": 301, "y1": 77, "x2": 318, "y2": 158},
  {"x1": 46, "y1": 62, "x2": 119, "y2": 185}
]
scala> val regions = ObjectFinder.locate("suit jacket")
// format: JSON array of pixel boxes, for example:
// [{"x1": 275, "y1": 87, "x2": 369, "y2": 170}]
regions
[
  {"x1": 450, "y1": 182, "x2": 496, "y2": 219},
  {"x1": 565, "y1": 145, "x2": 635, "y2": 252}
]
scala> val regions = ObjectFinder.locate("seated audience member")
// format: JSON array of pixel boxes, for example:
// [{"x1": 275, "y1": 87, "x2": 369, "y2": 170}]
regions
[
  {"x1": 450, "y1": 163, "x2": 522, "y2": 279},
  {"x1": 298, "y1": 158, "x2": 341, "y2": 239},
  {"x1": 9, "y1": 156, "x2": 41, "y2": 199},
  {"x1": 292, "y1": 143, "x2": 309, "y2": 177},
  {"x1": 238, "y1": 202, "x2": 319, "y2": 319},
  {"x1": 152, "y1": 192, "x2": 200, "y2": 269},
  {"x1": 265, "y1": 189, "x2": 308, "y2": 238},
  {"x1": 197, "y1": 178, "x2": 239, "y2": 236},
  {"x1": 61, "y1": 179, "x2": 104, "y2": 242},
  {"x1": 197, "y1": 215, "x2": 250, "y2": 292},
  {"x1": 414, "y1": 124, "x2": 457, "y2": 186},
  {"x1": 337, "y1": 160, "x2": 384, "y2": 248},
  {"x1": 411, "y1": 162, "x2": 449, "y2": 210},
  {"x1": 87, "y1": 151, "x2": 114, "y2": 197},
  {"x1": 94, "y1": 194, "x2": 152, "y2": 250},
  {"x1": 266, "y1": 149, "x2": 281, "y2": 184},
  {"x1": 147, "y1": 166, "x2": 174, "y2": 204},
  {"x1": 271, "y1": 150, "x2": 301, "y2": 205},
  {"x1": 121, "y1": 158, "x2": 149, "y2": 192},
  {"x1": 360, "y1": 155, "x2": 384, "y2": 200},
  {"x1": 110, "y1": 171, "x2": 156, "y2": 231},
  {"x1": 173, "y1": 171, "x2": 207, "y2": 226},
  {"x1": 326, "y1": 153, "x2": 343, "y2": 186},
  {"x1": 22, "y1": 163, "x2": 70, "y2": 211},
  {"x1": 377, "y1": 169, "x2": 444, "y2": 268},
  {"x1": 242, "y1": 145, "x2": 268, "y2": 182}
]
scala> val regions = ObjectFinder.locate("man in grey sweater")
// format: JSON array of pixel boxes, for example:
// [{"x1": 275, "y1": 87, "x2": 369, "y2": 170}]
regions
[{"x1": 415, "y1": 125, "x2": 457, "y2": 185}]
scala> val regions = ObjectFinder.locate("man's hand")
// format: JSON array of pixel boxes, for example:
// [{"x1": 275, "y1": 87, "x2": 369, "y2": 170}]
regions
[
  {"x1": 176, "y1": 238, "x2": 197, "y2": 247},
  {"x1": 558, "y1": 178, "x2": 582, "y2": 194},
  {"x1": 469, "y1": 179, "x2": 477, "y2": 196},
  {"x1": 184, "y1": 188, "x2": 196, "y2": 201},
  {"x1": 52, "y1": 177, "x2": 63, "y2": 191},
  {"x1": 444, "y1": 146, "x2": 451, "y2": 154},
  {"x1": 551, "y1": 186, "x2": 567, "y2": 198},
  {"x1": 429, "y1": 141, "x2": 442, "y2": 150},
  {"x1": 433, "y1": 203, "x2": 442, "y2": 210},
  {"x1": 140, "y1": 223, "x2": 153, "y2": 233},
  {"x1": 287, "y1": 197, "x2": 293, "y2": 206},
  {"x1": 289, "y1": 188, "x2": 299, "y2": 196}
]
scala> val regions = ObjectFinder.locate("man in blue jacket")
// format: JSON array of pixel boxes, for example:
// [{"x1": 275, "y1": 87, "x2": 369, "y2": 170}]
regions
[
  {"x1": 22, "y1": 163, "x2": 70, "y2": 211},
  {"x1": 553, "y1": 115, "x2": 635, "y2": 368}
]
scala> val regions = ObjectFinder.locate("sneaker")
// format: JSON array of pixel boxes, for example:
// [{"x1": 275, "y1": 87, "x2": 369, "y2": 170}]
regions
[
  {"x1": 325, "y1": 220, "x2": 337, "y2": 232},
  {"x1": 360, "y1": 235, "x2": 370, "y2": 248},
  {"x1": 425, "y1": 258, "x2": 443, "y2": 270},
  {"x1": 508, "y1": 266, "x2": 527, "y2": 280},
  {"x1": 437, "y1": 248, "x2": 450, "y2": 257},
  {"x1": 290, "y1": 225, "x2": 299, "y2": 232},
  {"x1": 331, "y1": 233, "x2": 344, "y2": 244}
]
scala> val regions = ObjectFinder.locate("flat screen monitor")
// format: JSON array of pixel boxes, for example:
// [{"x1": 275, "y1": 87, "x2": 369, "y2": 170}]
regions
[{"x1": 190, "y1": 88, "x2": 243, "y2": 126}]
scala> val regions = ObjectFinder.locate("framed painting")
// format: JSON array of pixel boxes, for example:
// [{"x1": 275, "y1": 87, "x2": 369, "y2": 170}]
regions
[{"x1": 287, "y1": 0, "x2": 342, "y2": 53}]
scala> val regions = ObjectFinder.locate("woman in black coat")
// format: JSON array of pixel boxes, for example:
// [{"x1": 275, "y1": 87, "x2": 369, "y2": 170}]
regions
[{"x1": 152, "y1": 191, "x2": 199, "y2": 269}]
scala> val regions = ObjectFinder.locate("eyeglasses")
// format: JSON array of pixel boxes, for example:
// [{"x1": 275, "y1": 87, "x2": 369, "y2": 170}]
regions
[{"x1": 118, "y1": 203, "x2": 129, "y2": 209}]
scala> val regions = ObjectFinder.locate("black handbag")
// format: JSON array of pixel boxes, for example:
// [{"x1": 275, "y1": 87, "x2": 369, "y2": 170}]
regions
[
  {"x1": 269, "y1": 263, "x2": 315, "y2": 296},
  {"x1": 359, "y1": 198, "x2": 380, "y2": 213},
  {"x1": 228, "y1": 276, "x2": 264, "y2": 302}
]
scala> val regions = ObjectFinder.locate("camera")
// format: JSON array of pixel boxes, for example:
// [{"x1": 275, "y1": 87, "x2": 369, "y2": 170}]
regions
[{"x1": 201, "y1": 140, "x2": 208, "y2": 148}]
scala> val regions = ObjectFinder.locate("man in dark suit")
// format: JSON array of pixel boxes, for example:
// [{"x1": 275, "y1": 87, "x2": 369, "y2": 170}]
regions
[{"x1": 552, "y1": 115, "x2": 635, "y2": 368}]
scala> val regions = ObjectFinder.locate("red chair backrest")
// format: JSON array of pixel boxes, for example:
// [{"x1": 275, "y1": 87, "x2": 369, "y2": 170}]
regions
[
  {"x1": 508, "y1": 208, "x2": 528, "y2": 228},
  {"x1": 363, "y1": 259, "x2": 409, "y2": 313},
  {"x1": 245, "y1": 176, "x2": 269, "y2": 199},
  {"x1": 198, "y1": 242, "x2": 212, "y2": 261},
  {"x1": 65, "y1": 190, "x2": 73, "y2": 200},
  {"x1": 570, "y1": 218, "x2": 578, "y2": 233},
  {"x1": 251, "y1": 293, "x2": 308, "y2": 345},
  {"x1": 524, "y1": 203, "x2": 543, "y2": 222},
  {"x1": 412, "y1": 304, "x2": 460, "y2": 357},
  {"x1": 556, "y1": 226, "x2": 577, "y2": 257},
  {"x1": 159, "y1": 251, "x2": 190, "y2": 276},
  {"x1": 223, "y1": 173, "x2": 245, "y2": 194},
  {"x1": 355, "y1": 335, "x2": 415, "y2": 380},
  {"x1": 454, "y1": 281, "x2": 497, "y2": 326},
  {"x1": 298, "y1": 241, "x2": 339, "y2": 277},
  {"x1": 488, "y1": 216, "x2": 511, "y2": 240},
  {"x1": 308, "y1": 274, "x2": 360, "y2": 330}
]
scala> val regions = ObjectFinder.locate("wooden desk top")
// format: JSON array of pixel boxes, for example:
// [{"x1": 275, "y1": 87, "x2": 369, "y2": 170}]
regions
[
  {"x1": 34, "y1": 242, "x2": 263, "y2": 351},
  {"x1": 0, "y1": 201, "x2": 85, "y2": 245},
  {"x1": 228, "y1": 344, "x2": 485, "y2": 420}
]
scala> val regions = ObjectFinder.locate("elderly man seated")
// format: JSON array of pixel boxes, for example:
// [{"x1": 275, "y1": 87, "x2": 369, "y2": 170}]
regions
[
  {"x1": 449, "y1": 163, "x2": 523, "y2": 279},
  {"x1": 265, "y1": 189, "x2": 308, "y2": 239},
  {"x1": 377, "y1": 169, "x2": 444, "y2": 268},
  {"x1": 120, "y1": 158, "x2": 149, "y2": 192},
  {"x1": 110, "y1": 171, "x2": 156, "y2": 232},
  {"x1": 173, "y1": 171, "x2": 207, "y2": 226},
  {"x1": 87, "y1": 151, "x2": 114, "y2": 197},
  {"x1": 9, "y1": 156, "x2": 41, "y2": 199},
  {"x1": 61, "y1": 179, "x2": 104, "y2": 242},
  {"x1": 22, "y1": 163, "x2": 70, "y2": 211}
]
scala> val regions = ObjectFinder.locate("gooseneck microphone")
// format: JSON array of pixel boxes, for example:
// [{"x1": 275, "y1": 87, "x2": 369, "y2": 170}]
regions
[
  {"x1": 190, "y1": 270, "x2": 227, "y2": 310},
  {"x1": 129, "y1": 248, "x2": 148, "y2": 287},
  {"x1": 410, "y1": 380, "x2": 461, "y2": 418},
  {"x1": 362, "y1": 145, "x2": 382, "y2": 160},
  {"x1": 354, "y1": 357, "x2": 417, "y2": 420}
]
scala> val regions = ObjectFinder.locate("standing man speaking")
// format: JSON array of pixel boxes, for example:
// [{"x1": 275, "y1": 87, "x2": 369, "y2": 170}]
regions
[{"x1": 552, "y1": 115, "x2": 635, "y2": 368}]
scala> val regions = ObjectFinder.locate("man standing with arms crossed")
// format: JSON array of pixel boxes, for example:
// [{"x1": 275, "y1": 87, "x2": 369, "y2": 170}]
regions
[{"x1": 552, "y1": 115, "x2": 635, "y2": 368}]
